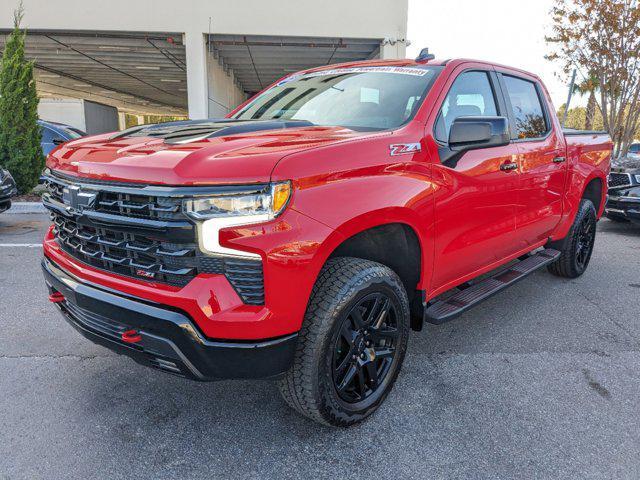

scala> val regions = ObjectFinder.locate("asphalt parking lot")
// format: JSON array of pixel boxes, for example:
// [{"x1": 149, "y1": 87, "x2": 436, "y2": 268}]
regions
[{"x1": 1, "y1": 212, "x2": 639, "y2": 479}]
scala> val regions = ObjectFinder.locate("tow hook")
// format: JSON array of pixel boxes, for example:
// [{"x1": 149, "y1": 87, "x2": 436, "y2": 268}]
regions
[
  {"x1": 121, "y1": 329, "x2": 143, "y2": 344},
  {"x1": 48, "y1": 292, "x2": 65, "y2": 303}
]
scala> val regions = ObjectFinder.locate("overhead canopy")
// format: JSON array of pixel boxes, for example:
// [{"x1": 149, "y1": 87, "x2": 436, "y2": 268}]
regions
[
  {"x1": 0, "y1": 31, "x2": 382, "y2": 116},
  {"x1": 0, "y1": 30, "x2": 188, "y2": 116},
  {"x1": 208, "y1": 35, "x2": 381, "y2": 95}
]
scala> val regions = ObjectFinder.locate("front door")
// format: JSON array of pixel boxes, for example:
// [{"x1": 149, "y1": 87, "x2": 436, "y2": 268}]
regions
[{"x1": 430, "y1": 69, "x2": 522, "y2": 292}]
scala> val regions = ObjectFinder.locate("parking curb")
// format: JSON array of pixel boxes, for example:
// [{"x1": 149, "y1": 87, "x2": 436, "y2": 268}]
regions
[{"x1": 5, "y1": 202, "x2": 46, "y2": 214}]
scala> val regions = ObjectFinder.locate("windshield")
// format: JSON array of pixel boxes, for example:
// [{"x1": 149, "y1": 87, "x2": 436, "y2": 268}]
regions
[{"x1": 233, "y1": 66, "x2": 442, "y2": 131}]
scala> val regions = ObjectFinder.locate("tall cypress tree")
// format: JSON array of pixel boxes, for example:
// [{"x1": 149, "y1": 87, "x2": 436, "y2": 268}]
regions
[{"x1": 0, "y1": 4, "x2": 43, "y2": 193}]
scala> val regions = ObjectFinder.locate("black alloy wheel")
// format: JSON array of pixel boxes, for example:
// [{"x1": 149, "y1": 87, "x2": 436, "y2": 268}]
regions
[
  {"x1": 548, "y1": 199, "x2": 598, "y2": 278},
  {"x1": 332, "y1": 292, "x2": 398, "y2": 403},
  {"x1": 278, "y1": 257, "x2": 410, "y2": 426},
  {"x1": 575, "y1": 214, "x2": 596, "y2": 269}
]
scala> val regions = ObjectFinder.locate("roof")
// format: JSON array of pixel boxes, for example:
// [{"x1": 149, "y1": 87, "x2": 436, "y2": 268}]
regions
[{"x1": 298, "y1": 57, "x2": 542, "y2": 81}]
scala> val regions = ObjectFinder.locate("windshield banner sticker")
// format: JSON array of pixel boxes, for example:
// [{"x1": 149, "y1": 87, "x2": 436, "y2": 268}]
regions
[{"x1": 279, "y1": 66, "x2": 430, "y2": 84}]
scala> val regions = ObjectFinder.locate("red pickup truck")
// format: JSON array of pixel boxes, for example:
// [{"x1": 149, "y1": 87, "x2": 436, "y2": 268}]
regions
[{"x1": 41, "y1": 56, "x2": 611, "y2": 426}]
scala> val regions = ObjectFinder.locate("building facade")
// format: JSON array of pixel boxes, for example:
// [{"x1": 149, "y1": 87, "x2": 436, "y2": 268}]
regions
[{"x1": 0, "y1": 0, "x2": 409, "y2": 121}]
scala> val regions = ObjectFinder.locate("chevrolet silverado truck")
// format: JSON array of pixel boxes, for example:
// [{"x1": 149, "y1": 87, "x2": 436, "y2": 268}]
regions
[{"x1": 41, "y1": 56, "x2": 612, "y2": 426}]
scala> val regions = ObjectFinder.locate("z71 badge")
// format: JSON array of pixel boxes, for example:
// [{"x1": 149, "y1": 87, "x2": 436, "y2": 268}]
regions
[{"x1": 389, "y1": 143, "x2": 421, "y2": 156}]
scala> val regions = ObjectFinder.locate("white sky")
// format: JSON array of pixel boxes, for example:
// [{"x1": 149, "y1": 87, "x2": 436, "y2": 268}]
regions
[{"x1": 406, "y1": 0, "x2": 580, "y2": 109}]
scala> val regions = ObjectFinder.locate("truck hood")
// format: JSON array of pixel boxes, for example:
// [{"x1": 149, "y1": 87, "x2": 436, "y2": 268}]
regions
[{"x1": 46, "y1": 120, "x2": 369, "y2": 185}]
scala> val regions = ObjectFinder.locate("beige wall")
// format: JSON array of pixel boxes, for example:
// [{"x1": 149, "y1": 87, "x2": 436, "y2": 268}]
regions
[
  {"x1": 6, "y1": 0, "x2": 408, "y2": 41},
  {"x1": 2, "y1": 0, "x2": 408, "y2": 119}
]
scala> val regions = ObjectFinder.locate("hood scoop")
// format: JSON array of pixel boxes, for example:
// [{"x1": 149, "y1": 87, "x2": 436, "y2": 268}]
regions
[{"x1": 111, "y1": 119, "x2": 315, "y2": 145}]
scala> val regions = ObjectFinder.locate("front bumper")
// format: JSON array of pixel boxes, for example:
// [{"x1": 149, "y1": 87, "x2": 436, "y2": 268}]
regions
[
  {"x1": 605, "y1": 193, "x2": 640, "y2": 223},
  {"x1": 42, "y1": 257, "x2": 298, "y2": 381}
]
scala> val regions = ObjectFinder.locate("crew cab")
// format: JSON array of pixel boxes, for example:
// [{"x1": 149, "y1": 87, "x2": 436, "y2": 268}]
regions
[{"x1": 41, "y1": 56, "x2": 611, "y2": 426}]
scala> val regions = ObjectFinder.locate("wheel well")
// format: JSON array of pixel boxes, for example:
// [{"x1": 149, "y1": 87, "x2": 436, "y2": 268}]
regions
[
  {"x1": 582, "y1": 177, "x2": 603, "y2": 212},
  {"x1": 328, "y1": 223, "x2": 423, "y2": 329}
]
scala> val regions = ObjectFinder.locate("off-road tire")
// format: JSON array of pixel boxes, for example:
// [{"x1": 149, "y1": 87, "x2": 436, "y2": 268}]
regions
[
  {"x1": 278, "y1": 257, "x2": 410, "y2": 427},
  {"x1": 547, "y1": 199, "x2": 597, "y2": 278}
]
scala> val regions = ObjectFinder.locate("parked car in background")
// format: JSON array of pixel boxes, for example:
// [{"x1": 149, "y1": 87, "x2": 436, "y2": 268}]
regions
[
  {"x1": 41, "y1": 57, "x2": 611, "y2": 426},
  {"x1": 38, "y1": 120, "x2": 86, "y2": 156},
  {"x1": 606, "y1": 167, "x2": 640, "y2": 225},
  {"x1": 0, "y1": 168, "x2": 17, "y2": 213},
  {"x1": 627, "y1": 143, "x2": 640, "y2": 161}
]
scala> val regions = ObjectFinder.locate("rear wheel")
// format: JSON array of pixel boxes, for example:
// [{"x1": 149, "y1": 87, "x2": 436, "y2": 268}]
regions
[
  {"x1": 548, "y1": 199, "x2": 597, "y2": 278},
  {"x1": 278, "y1": 257, "x2": 410, "y2": 426}
]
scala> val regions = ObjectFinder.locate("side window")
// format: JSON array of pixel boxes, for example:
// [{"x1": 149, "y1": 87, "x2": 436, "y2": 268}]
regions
[
  {"x1": 502, "y1": 75, "x2": 549, "y2": 139},
  {"x1": 40, "y1": 127, "x2": 55, "y2": 143},
  {"x1": 435, "y1": 71, "x2": 498, "y2": 143}
]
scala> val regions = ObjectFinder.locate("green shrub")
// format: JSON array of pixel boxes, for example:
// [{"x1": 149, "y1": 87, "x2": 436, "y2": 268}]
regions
[{"x1": 0, "y1": 5, "x2": 43, "y2": 194}]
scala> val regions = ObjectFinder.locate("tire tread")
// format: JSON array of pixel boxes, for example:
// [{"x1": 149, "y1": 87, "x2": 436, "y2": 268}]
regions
[{"x1": 278, "y1": 257, "x2": 409, "y2": 426}]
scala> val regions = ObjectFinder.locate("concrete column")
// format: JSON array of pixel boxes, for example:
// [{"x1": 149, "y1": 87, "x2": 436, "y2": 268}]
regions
[{"x1": 185, "y1": 30, "x2": 209, "y2": 119}]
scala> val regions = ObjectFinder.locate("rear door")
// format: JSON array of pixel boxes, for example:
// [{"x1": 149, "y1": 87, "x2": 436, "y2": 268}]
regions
[
  {"x1": 499, "y1": 73, "x2": 567, "y2": 246},
  {"x1": 430, "y1": 68, "x2": 522, "y2": 291}
]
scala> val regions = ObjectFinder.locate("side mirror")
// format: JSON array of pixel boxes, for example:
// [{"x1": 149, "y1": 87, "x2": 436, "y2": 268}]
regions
[
  {"x1": 441, "y1": 116, "x2": 510, "y2": 167},
  {"x1": 52, "y1": 138, "x2": 66, "y2": 146},
  {"x1": 449, "y1": 116, "x2": 510, "y2": 150}
]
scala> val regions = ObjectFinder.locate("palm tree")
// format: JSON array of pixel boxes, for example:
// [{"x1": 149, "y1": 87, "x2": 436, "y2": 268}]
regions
[{"x1": 573, "y1": 74, "x2": 599, "y2": 130}]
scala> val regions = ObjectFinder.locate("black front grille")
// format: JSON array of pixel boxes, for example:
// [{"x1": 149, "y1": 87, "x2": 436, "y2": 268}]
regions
[
  {"x1": 51, "y1": 211, "x2": 199, "y2": 286},
  {"x1": 44, "y1": 175, "x2": 183, "y2": 222},
  {"x1": 43, "y1": 174, "x2": 265, "y2": 304},
  {"x1": 609, "y1": 173, "x2": 632, "y2": 188}
]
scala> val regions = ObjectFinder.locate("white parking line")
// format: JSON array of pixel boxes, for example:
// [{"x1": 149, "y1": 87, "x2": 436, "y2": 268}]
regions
[{"x1": 0, "y1": 243, "x2": 42, "y2": 248}]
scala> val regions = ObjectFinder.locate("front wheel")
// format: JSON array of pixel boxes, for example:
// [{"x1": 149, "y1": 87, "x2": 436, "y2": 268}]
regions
[
  {"x1": 278, "y1": 257, "x2": 410, "y2": 427},
  {"x1": 548, "y1": 199, "x2": 597, "y2": 278}
]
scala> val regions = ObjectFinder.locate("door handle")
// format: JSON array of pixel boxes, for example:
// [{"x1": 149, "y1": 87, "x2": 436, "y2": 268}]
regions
[
  {"x1": 500, "y1": 162, "x2": 518, "y2": 172},
  {"x1": 552, "y1": 156, "x2": 566, "y2": 163}
]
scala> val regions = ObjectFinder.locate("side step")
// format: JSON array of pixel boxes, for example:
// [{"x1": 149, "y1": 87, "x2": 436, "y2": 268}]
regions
[{"x1": 423, "y1": 248, "x2": 561, "y2": 325}]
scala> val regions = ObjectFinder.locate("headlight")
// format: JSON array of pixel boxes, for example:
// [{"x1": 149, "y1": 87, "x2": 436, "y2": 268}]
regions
[
  {"x1": 184, "y1": 181, "x2": 291, "y2": 257},
  {"x1": 183, "y1": 182, "x2": 291, "y2": 219}
]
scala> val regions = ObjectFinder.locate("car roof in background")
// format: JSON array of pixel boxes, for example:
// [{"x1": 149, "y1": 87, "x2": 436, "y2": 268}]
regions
[{"x1": 37, "y1": 119, "x2": 86, "y2": 137}]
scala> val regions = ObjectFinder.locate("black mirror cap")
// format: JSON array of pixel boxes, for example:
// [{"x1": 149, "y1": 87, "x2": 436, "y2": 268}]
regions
[
  {"x1": 52, "y1": 138, "x2": 66, "y2": 145},
  {"x1": 448, "y1": 116, "x2": 510, "y2": 151}
]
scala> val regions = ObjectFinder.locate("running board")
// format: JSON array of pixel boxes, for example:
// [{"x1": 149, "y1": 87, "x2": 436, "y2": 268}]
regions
[{"x1": 423, "y1": 249, "x2": 561, "y2": 325}]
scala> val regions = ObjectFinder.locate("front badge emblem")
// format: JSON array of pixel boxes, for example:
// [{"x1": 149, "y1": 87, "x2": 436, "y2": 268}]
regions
[
  {"x1": 62, "y1": 185, "x2": 98, "y2": 213},
  {"x1": 136, "y1": 269, "x2": 156, "y2": 279}
]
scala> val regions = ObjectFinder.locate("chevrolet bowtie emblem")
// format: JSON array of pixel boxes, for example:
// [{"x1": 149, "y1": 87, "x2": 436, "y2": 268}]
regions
[{"x1": 62, "y1": 185, "x2": 98, "y2": 212}]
